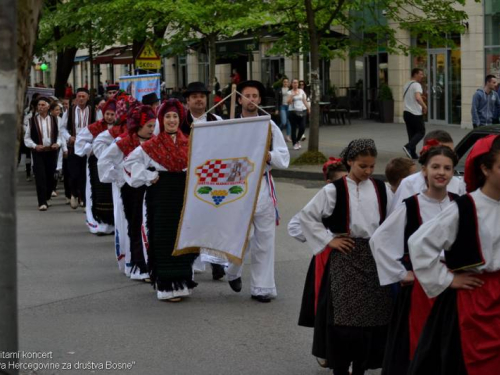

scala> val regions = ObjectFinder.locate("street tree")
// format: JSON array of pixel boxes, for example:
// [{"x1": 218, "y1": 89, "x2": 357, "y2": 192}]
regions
[
  {"x1": 1, "y1": 1, "x2": 43, "y2": 369},
  {"x1": 269, "y1": 0, "x2": 476, "y2": 157},
  {"x1": 167, "y1": 0, "x2": 267, "y2": 104}
]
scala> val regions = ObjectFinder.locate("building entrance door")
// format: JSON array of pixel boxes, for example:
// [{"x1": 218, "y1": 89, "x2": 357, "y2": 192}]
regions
[{"x1": 427, "y1": 50, "x2": 448, "y2": 124}]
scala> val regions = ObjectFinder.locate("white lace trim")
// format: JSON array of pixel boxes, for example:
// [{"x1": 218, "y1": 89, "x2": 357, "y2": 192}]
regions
[{"x1": 156, "y1": 286, "x2": 193, "y2": 300}]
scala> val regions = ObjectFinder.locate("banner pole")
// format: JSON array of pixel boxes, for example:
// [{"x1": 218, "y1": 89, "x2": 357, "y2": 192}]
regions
[{"x1": 230, "y1": 83, "x2": 237, "y2": 119}]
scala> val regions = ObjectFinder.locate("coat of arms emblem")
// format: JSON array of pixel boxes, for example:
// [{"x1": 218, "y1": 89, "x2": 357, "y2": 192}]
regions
[{"x1": 195, "y1": 157, "x2": 254, "y2": 207}]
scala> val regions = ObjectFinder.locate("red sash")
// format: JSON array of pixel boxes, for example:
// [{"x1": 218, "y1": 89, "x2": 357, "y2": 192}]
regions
[
  {"x1": 457, "y1": 270, "x2": 500, "y2": 375},
  {"x1": 408, "y1": 278, "x2": 436, "y2": 359},
  {"x1": 314, "y1": 246, "x2": 332, "y2": 314}
]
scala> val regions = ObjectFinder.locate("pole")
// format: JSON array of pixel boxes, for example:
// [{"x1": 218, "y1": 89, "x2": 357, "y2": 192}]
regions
[
  {"x1": 230, "y1": 83, "x2": 237, "y2": 119},
  {"x1": 0, "y1": 0, "x2": 19, "y2": 373}
]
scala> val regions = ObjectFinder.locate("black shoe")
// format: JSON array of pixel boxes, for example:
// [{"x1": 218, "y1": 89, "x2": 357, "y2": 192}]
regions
[
  {"x1": 228, "y1": 277, "x2": 242, "y2": 292},
  {"x1": 211, "y1": 263, "x2": 225, "y2": 281},
  {"x1": 251, "y1": 295, "x2": 271, "y2": 303}
]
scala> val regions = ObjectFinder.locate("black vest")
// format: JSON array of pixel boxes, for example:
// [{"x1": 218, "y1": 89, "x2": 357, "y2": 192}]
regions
[
  {"x1": 402, "y1": 192, "x2": 458, "y2": 270},
  {"x1": 67, "y1": 104, "x2": 95, "y2": 137},
  {"x1": 446, "y1": 194, "x2": 485, "y2": 271},
  {"x1": 322, "y1": 176, "x2": 387, "y2": 235},
  {"x1": 181, "y1": 111, "x2": 217, "y2": 135},
  {"x1": 29, "y1": 115, "x2": 58, "y2": 146}
]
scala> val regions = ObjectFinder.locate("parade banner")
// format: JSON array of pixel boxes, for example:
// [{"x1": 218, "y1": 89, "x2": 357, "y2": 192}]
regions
[
  {"x1": 174, "y1": 116, "x2": 272, "y2": 264},
  {"x1": 118, "y1": 73, "x2": 160, "y2": 101}
]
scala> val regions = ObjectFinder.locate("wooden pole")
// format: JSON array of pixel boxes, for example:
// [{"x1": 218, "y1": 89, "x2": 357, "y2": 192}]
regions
[{"x1": 230, "y1": 83, "x2": 237, "y2": 119}]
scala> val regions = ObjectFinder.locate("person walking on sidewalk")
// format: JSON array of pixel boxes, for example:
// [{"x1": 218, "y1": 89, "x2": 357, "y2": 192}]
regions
[
  {"x1": 471, "y1": 74, "x2": 500, "y2": 128},
  {"x1": 288, "y1": 78, "x2": 310, "y2": 150},
  {"x1": 402, "y1": 68, "x2": 427, "y2": 159}
]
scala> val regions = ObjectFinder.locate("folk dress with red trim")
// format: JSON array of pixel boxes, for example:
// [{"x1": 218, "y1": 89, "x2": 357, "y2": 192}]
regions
[
  {"x1": 409, "y1": 191, "x2": 500, "y2": 375},
  {"x1": 299, "y1": 176, "x2": 387, "y2": 328}
]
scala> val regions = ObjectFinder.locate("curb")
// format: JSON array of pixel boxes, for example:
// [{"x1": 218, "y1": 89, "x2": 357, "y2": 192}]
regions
[{"x1": 273, "y1": 169, "x2": 386, "y2": 181}]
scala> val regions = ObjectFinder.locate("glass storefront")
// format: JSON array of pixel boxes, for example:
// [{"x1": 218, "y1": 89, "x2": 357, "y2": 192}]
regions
[
  {"x1": 485, "y1": 0, "x2": 500, "y2": 77},
  {"x1": 411, "y1": 35, "x2": 462, "y2": 125}
]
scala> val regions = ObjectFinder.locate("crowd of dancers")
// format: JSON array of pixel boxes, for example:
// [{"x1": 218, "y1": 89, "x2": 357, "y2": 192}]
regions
[{"x1": 21, "y1": 79, "x2": 500, "y2": 374}]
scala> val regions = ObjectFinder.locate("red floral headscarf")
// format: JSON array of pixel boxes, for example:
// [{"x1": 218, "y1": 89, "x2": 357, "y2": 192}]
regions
[{"x1": 141, "y1": 99, "x2": 188, "y2": 172}]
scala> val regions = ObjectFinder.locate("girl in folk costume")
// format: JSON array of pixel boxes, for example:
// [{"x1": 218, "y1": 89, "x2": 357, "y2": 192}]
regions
[
  {"x1": 289, "y1": 157, "x2": 348, "y2": 369},
  {"x1": 407, "y1": 134, "x2": 500, "y2": 375},
  {"x1": 99, "y1": 105, "x2": 155, "y2": 280},
  {"x1": 299, "y1": 139, "x2": 393, "y2": 375},
  {"x1": 95, "y1": 93, "x2": 140, "y2": 276},
  {"x1": 74, "y1": 98, "x2": 117, "y2": 234},
  {"x1": 369, "y1": 143, "x2": 459, "y2": 375},
  {"x1": 124, "y1": 99, "x2": 198, "y2": 302},
  {"x1": 93, "y1": 92, "x2": 138, "y2": 158}
]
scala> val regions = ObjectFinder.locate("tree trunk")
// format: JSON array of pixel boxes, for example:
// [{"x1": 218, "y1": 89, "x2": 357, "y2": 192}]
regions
[
  {"x1": 208, "y1": 34, "x2": 217, "y2": 108},
  {"x1": 1, "y1": 1, "x2": 42, "y2": 373},
  {"x1": 54, "y1": 47, "x2": 78, "y2": 97},
  {"x1": 305, "y1": 0, "x2": 320, "y2": 152}
]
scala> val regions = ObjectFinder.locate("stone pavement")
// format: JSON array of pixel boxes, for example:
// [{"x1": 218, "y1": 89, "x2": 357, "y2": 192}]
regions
[
  {"x1": 273, "y1": 119, "x2": 470, "y2": 180},
  {"x1": 15, "y1": 174, "x2": 383, "y2": 375}
]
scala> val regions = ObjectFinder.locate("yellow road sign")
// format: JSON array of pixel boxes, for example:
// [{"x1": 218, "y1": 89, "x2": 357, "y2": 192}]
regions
[{"x1": 135, "y1": 41, "x2": 161, "y2": 70}]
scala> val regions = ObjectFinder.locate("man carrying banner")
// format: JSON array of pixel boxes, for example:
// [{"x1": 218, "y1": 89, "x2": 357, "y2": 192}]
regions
[{"x1": 225, "y1": 80, "x2": 290, "y2": 302}]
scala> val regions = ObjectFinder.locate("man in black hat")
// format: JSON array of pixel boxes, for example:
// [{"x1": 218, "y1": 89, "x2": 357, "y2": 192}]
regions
[
  {"x1": 106, "y1": 84, "x2": 119, "y2": 99},
  {"x1": 225, "y1": 80, "x2": 290, "y2": 303},
  {"x1": 142, "y1": 92, "x2": 160, "y2": 113},
  {"x1": 61, "y1": 87, "x2": 96, "y2": 209}
]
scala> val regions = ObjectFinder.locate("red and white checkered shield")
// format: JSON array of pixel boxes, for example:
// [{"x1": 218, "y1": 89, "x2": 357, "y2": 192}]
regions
[{"x1": 194, "y1": 157, "x2": 255, "y2": 207}]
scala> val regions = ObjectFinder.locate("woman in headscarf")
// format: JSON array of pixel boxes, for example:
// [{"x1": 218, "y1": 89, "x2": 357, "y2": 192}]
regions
[
  {"x1": 124, "y1": 99, "x2": 197, "y2": 302},
  {"x1": 98, "y1": 104, "x2": 155, "y2": 279}
]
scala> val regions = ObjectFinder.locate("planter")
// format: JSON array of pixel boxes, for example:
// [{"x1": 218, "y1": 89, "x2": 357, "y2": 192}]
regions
[{"x1": 378, "y1": 100, "x2": 394, "y2": 123}]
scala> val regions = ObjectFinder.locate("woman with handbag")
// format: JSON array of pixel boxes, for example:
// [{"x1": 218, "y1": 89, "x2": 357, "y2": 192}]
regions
[{"x1": 287, "y1": 78, "x2": 310, "y2": 150}]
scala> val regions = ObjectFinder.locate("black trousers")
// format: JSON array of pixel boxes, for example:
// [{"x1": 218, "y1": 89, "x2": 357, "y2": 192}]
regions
[
  {"x1": 403, "y1": 111, "x2": 425, "y2": 158},
  {"x1": 121, "y1": 184, "x2": 147, "y2": 272},
  {"x1": 62, "y1": 157, "x2": 71, "y2": 199},
  {"x1": 67, "y1": 152, "x2": 87, "y2": 204},
  {"x1": 289, "y1": 111, "x2": 306, "y2": 145},
  {"x1": 32, "y1": 150, "x2": 58, "y2": 206},
  {"x1": 18, "y1": 141, "x2": 32, "y2": 178}
]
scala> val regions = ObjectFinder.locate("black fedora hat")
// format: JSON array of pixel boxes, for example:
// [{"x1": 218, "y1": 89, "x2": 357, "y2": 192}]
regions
[
  {"x1": 237, "y1": 80, "x2": 266, "y2": 99},
  {"x1": 183, "y1": 82, "x2": 210, "y2": 97},
  {"x1": 142, "y1": 92, "x2": 160, "y2": 105}
]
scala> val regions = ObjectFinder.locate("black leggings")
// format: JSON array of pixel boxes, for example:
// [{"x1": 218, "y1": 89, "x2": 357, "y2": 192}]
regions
[{"x1": 289, "y1": 111, "x2": 306, "y2": 145}]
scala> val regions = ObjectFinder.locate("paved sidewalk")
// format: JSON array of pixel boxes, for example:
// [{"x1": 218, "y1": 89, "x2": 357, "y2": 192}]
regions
[{"x1": 274, "y1": 120, "x2": 470, "y2": 180}]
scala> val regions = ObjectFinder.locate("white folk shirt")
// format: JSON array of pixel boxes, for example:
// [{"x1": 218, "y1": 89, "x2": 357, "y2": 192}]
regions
[
  {"x1": 408, "y1": 189, "x2": 500, "y2": 298},
  {"x1": 98, "y1": 141, "x2": 128, "y2": 188},
  {"x1": 75, "y1": 123, "x2": 113, "y2": 157},
  {"x1": 299, "y1": 177, "x2": 393, "y2": 255},
  {"x1": 389, "y1": 171, "x2": 466, "y2": 214},
  {"x1": 24, "y1": 114, "x2": 62, "y2": 149},
  {"x1": 61, "y1": 106, "x2": 91, "y2": 142},
  {"x1": 370, "y1": 191, "x2": 454, "y2": 286},
  {"x1": 123, "y1": 141, "x2": 172, "y2": 188},
  {"x1": 93, "y1": 130, "x2": 116, "y2": 160}
]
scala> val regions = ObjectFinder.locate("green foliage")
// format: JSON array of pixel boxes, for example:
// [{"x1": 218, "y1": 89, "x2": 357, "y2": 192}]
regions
[
  {"x1": 266, "y1": 0, "x2": 477, "y2": 59},
  {"x1": 377, "y1": 84, "x2": 393, "y2": 101},
  {"x1": 197, "y1": 186, "x2": 212, "y2": 194},
  {"x1": 291, "y1": 151, "x2": 328, "y2": 165},
  {"x1": 229, "y1": 186, "x2": 244, "y2": 194}
]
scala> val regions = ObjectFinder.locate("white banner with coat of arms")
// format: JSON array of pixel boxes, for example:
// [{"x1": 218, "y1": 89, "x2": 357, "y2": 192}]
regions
[{"x1": 174, "y1": 116, "x2": 271, "y2": 264}]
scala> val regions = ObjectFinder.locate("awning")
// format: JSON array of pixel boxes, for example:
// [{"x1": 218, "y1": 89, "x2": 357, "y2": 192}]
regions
[
  {"x1": 74, "y1": 55, "x2": 89, "y2": 62},
  {"x1": 93, "y1": 47, "x2": 125, "y2": 64},
  {"x1": 113, "y1": 47, "x2": 134, "y2": 65}
]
